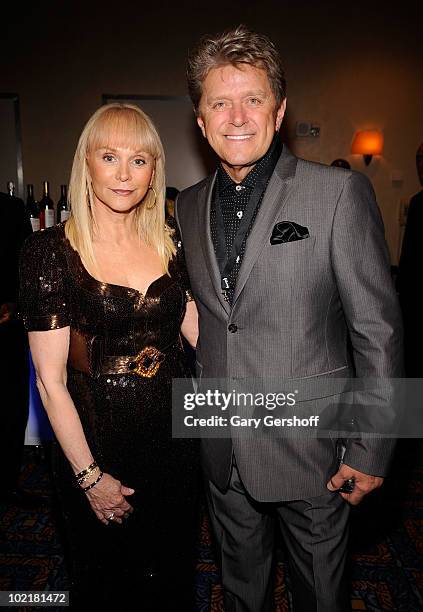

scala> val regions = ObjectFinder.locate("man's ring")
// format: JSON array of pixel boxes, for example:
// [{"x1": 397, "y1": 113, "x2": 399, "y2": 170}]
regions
[
  {"x1": 339, "y1": 478, "x2": 355, "y2": 493},
  {"x1": 107, "y1": 512, "x2": 116, "y2": 521}
]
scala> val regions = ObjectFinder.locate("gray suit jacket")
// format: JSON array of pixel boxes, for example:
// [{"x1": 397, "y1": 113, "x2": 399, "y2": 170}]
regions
[{"x1": 176, "y1": 146, "x2": 403, "y2": 502}]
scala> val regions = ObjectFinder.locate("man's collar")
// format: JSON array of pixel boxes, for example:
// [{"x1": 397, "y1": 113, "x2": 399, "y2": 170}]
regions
[{"x1": 217, "y1": 134, "x2": 283, "y2": 194}]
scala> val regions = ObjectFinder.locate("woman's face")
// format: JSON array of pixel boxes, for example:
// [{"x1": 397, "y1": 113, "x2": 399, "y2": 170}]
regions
[{"x1": 87, "y1": 145, "x2": 155, "y2": 213}]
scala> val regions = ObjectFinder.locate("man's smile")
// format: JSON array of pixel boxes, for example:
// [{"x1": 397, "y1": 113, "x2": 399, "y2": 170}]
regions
[{"x1": 224, "y1": 134, "x2": 254, "y2": 140}]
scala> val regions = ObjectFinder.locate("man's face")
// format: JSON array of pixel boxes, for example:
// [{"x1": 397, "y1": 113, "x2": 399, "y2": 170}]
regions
[{"x1": 197, "y1": 63, "x2": 286, "y2": 182}]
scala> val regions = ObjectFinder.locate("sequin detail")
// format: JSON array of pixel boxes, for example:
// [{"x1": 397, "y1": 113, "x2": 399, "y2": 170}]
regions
[
  {"x1": 22, "y1": 312, "x2": 70, "y2": 331},
  {"x1": 18, "y1": 219, "x2": 199, "y2": 596}
]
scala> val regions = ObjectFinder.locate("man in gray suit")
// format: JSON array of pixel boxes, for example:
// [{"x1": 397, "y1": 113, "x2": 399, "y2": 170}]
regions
[{"x1": 176, "y1": 25, "x2": 403, "y2": 611}]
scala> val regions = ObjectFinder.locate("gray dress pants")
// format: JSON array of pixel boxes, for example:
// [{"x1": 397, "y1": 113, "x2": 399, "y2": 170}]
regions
[{"x1": 206, "y1": 460, "x2": 351, "y2": 612}]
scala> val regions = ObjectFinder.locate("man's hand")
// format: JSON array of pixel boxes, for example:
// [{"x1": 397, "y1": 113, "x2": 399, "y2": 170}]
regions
[{"x1": 327, "y1": 463, "x2": 384, "y2": 505}]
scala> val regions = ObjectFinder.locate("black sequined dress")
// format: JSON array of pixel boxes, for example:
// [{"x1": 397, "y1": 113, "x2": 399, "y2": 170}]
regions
[{"x1": 19, "y1": 220, "x2": 199, "y2": 609}]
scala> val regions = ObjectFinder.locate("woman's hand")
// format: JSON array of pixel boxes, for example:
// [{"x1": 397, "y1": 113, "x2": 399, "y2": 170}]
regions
[{"x1": 84, "y1": 472, "x2": 135, "y2": 525}]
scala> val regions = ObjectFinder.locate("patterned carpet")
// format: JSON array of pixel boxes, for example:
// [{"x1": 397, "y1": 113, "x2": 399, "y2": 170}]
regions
[{"x1": 1, "y1": 442, "x2": 422, "y2": 611}]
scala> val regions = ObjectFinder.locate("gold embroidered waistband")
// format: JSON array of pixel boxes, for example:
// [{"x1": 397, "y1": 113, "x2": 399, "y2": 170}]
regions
[
  {"x1": 68, "y1": 328, "x2": 178, "y2": 378},
  {"x1": 102, "y1": 346, "x2": 165, "y2": 378}
]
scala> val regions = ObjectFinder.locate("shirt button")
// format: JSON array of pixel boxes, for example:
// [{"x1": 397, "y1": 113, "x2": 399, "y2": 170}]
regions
[
  {"x1": 235, "y1": 185, "x2": 242, "y2": 191},
  {"x1": 237, "y1": 211, "x2": 243, "y2": 219},
  {"x1": 228, "y1": 324, "x2": 238, "y2": 333}
]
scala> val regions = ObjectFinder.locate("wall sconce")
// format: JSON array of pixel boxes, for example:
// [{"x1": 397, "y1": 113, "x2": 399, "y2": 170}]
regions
[{"x1": 351, "y1": 130, "x2": 384, "y2": 165}]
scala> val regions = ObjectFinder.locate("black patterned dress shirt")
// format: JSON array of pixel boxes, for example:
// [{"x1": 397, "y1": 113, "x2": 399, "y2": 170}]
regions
[{"x1": 210, "y1": 138, "x2": 282, "y2": 304}]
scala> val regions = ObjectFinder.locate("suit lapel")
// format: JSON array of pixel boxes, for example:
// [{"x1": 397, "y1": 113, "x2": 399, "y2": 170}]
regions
[
  {"x1": 197, "y1": 171, "x2": 231, "y2": 316},
  {"x1": 232, "y1": 146, "x2": 298, "y2": 306}
]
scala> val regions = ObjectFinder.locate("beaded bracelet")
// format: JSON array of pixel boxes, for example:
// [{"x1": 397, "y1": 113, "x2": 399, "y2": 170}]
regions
[
  {"x1": 81, "y1": 471, "x2": 104, "y2": 492},
  {"x1": 75, "y1": 461, "x2": 98, "y2": 481},
  {"x1": 77, "y1": 466, "x2": 101, "y2": 486}
]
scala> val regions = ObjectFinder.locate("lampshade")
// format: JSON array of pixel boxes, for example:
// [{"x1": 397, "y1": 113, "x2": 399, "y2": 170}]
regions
[{"x1": 351, "y1": 130, "x2": 384, "y2": 156}]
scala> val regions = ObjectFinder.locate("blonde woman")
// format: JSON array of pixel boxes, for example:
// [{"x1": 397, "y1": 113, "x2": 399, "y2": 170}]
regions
[{"x1": 19, "y1": 104, "x2": 199, "y2": 609}]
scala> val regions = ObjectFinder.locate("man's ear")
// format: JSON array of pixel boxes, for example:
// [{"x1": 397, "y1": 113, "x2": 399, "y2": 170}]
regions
[
  {"x1": 197, "y1": 114, "x2": 207, "y2": 139},
  {"x1": 275, "y1": 98, "x2": 287, "y2": 132}
]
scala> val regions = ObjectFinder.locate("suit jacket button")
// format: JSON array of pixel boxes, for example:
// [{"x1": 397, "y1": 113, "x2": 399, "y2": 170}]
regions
[{"x1": 228, "y1": 324, "x2": 238, "y2": 333}]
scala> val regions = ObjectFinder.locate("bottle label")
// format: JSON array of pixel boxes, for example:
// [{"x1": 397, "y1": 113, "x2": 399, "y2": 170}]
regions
[
  {"x1": 30, "y1": 218, "x2": 41, "y2": 232},
  {"x1": 45, "y1": 209, "x2": 55, "y2": 228},
  {"x1": 60, "y1": 210, "x2": 70, "y2": 222}
]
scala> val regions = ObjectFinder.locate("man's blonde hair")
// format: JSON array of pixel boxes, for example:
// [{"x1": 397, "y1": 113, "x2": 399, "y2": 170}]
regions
[{"x1": 187, "y1": 25, "x2": 287, "y2": 115}]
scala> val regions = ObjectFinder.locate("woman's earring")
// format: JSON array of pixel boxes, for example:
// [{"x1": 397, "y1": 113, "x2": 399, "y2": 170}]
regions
[{"x1": 146, "y1": 185, "x2": 157, "y2": 210}]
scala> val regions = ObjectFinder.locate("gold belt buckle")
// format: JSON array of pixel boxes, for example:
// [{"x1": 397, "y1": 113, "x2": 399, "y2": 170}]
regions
[{"x1": 128, "y1": 346, "x2": 165, "y2": 378}]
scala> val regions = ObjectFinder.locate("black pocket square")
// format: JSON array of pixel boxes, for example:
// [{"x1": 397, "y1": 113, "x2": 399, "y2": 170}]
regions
[{"x1": 270, "y1": 221, "x2": 310, "y2": 244}]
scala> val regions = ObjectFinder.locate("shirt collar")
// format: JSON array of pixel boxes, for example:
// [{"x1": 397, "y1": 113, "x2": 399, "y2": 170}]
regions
[{"x1": 217, "y1": 134, "x2": 282, "y2": 195}]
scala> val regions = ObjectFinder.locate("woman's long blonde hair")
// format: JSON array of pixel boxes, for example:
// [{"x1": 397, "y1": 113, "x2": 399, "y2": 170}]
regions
[{"x1": 65, "y1": 103, "x2": 175, "y2": 276}]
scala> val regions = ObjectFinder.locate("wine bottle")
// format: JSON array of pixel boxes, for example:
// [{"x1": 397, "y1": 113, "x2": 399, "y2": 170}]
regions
[
  {"x1": 26, "y1": 184, "x2": 40, "y2": 232},
  {"x1": 39, "y1": 180, "x2": 55, "y2": 229},
  {"x1": 57, "y1": 184, "x2": 70, "y2": 223},
  {"x1": 7, "y1": 181, "x2": 15, "y2": 197}
]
